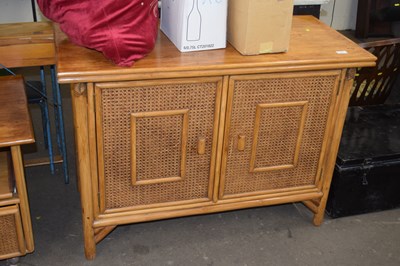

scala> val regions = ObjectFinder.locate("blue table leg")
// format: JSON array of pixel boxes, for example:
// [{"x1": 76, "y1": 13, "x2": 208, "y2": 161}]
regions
[
  {"x1": 50, "y1": 65, "x2": 69, "y2": 184},
  {"x1": 40, "y1": 66, "x2": 55, "y2": 174}
]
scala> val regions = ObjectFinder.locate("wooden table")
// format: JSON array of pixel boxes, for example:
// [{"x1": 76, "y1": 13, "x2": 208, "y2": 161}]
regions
[
  {"x1": 0, "y1": 22, "x2": 69, "y2": 183},
  {"x1": 0, "y1": 22, "x2": 55, "y2": 68},
  {"x1": 55, "y1": 16, "x2": 376, "y2": 259},
  {"x1": 0, "y1": 75, "x2": 35, "y2": 260}
]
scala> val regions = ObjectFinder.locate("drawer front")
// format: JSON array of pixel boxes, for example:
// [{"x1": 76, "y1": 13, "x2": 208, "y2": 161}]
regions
[
  {"x1": 0, "y1": 205, "x2": 25, "y2": 260},
  {"x1": 220, "y1": 71, "x2": 341, "y2": 198},
  {"x1": 95, "y1": 78, "x2": 222, "y2": 212}
]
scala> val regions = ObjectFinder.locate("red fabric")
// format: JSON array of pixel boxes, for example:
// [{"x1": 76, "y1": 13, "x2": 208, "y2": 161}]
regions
[{"x1": 37, "y1": 0, "x2": 159, "y2": 66}]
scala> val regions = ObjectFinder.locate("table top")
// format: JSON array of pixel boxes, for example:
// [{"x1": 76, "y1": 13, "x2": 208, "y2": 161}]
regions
[
  {"x1": 55, "y1": 16, "x2": 376, "y2": 84},
  {"x1": 0, "y1": 22, "x2": 55, "y2": 68},
  {"x1": 0, "y1": 75, "x2": 35, "y2": 148}
]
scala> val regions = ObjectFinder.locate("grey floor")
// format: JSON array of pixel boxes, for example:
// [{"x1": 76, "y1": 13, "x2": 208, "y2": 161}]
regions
[{"x1": 1, "y1": 68, "x2": 400, "y2": 266}]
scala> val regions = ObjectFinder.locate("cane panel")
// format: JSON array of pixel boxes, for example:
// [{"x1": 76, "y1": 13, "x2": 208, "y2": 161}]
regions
[
  {"x1": 250, "y1": 101, "x2": 308, "y2": 172},
  {"x1": 0, "y1": 205, "x2": 24, "y2": 259},
  {"x1": 221, "y1": 72, "x2": 339, "y2": 198},
  {"x1": 97, "y1": 78, "x2": 221, "y2": 211},
  {"x1": 131, "y1": 109, "x2": 189, "y2": 186}
]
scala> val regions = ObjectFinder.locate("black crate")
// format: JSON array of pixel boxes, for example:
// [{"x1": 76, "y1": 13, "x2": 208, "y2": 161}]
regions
[{"x1": 326, "y1": 104, "x2": 400, "y2": 218}]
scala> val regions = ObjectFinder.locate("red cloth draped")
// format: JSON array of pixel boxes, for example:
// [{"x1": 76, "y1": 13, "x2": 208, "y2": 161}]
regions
[{"x1": 37, "y1": 0, "x2": 159, "y2": 66}]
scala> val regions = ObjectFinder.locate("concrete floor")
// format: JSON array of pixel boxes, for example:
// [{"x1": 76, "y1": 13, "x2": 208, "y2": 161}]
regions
[{"x1": 1, "y1": 69, "x2": 400, "y2": 266}]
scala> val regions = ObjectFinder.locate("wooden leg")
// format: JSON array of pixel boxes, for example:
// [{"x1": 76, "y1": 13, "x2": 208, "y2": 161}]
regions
[
  {"x1": 71, "y1": 84, "x2": 96, "y2": 259},
  {"x1": 312, "y1": 69, "x2": 356, "y2": 226},
  {"x1": 94, "y1": 226, "x2": 117, "y2": 244},
  {"x1": 11, "y1": 146, "x2": 34, "y2": 252}
]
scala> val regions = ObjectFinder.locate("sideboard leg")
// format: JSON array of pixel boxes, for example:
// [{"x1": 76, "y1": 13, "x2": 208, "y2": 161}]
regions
[
  {"x1": 312, "y1": 200, "x2": 326, "y2": 226},
  {"x1": 313, "y1": 69, "x2": 356, "y2": 227},
  {"x1": 71, "y1": 84, "x2": 96, "y2": 259}
]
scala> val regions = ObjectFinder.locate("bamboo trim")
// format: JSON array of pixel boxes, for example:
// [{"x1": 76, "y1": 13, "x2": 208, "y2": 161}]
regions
[
  {"x1": 87, "y1": 83, "x2": 100, "y2": 218},
  {"x1": 302, "y1": 200, "x2": 318, "y2": 214},
  {"x1": 209, "y1": 77, "x2": 225, "y2": 202},
  {"x1": 94, "y1": 191, "x2": 323, "y2": 228},
  {"x1": 0, "y1": 197, "x2": 20, "y2": 206},
  {"x1": 0, "y1": 251, "x2": 23, "y2": 261},
  {"x1": 95, "y1": 85, "x2": 106, "y2": 214},
  {"x1": 0, "y1": 204, "x2": 19, "y2": 215},
  {"x1": 94, "y1": 225, "x2": 116, "y2": 244},
  {"x1": 218, "y1": 76, "x2": 236, "y2": 199},
  {"x1": 10, "y1": 146, "x2": 34, "y2": 252},
  {"x1": 95, "y1": 77, "x2": 225, "y2": 88},
  {"x1": 100, "y1": 186, "x2": 319, "y2": 218},
  {"x1": 229, "y1": 70, "x2": 342, "y2": 82},
  {"x1": 102, "y1": 198, "x2": 210, "y2": 215},
  {"x1": 220, "y1": 186, "x2": 320, "y2": 202}
]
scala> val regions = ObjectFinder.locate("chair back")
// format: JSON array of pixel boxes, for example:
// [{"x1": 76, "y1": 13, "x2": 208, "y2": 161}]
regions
[{"x1": 350, "y1": 38, "x2": 400, "y2": 106}]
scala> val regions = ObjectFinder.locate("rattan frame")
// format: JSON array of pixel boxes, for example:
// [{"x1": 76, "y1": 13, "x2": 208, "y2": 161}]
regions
[{"x1": 58, "y1": 17, "x2": 376, "y2": 260}]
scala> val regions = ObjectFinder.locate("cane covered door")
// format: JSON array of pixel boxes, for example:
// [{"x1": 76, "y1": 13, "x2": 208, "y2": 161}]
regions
[
  {"x1": 219, "y1": 71, "x2": 342, "y2": 199},
  {"x1": 95, "y1": 77, "x2": 223, "y2": 213},
  {"x1": 0, "y1": 205, "x2": 26, "y2": 260}
]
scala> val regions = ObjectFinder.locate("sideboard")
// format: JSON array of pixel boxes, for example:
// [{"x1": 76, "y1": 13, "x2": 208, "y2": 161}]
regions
[{"x1": 55, "y1": 16, "x2": 376, "y2": 259}]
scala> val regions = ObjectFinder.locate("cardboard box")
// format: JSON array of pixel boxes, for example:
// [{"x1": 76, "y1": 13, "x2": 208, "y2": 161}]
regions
[
  {"x1": 161, "y1": 0, "x2": 228, "y2": 52},
  {"x1": 228, "y1": 0, "x2": 294, "y2": 55}
]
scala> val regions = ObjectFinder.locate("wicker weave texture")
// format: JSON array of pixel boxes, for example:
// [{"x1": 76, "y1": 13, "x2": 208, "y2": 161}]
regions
[
  {"x1": 135, "y1": 115, "x2": 183, "y2": 182},
  {"x1": 253, "y1": 103, "x2": 305, "y2": 169},
  {"x1": 100, "y1": 81, "x2": 218, "y2": 209},
  {"x1": 0, "y1": 213, "x2": 19, "y2": 256},
  {"x1": 223, "y1": 74, "x2": 337, "y2": 196}
]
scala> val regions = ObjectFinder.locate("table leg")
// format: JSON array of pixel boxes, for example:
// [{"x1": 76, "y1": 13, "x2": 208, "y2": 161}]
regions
[
  {"x1": 39, "y1": 67, "x2": 55, "y2": 174},
  {"x1": 11, "y1": 146, "x2": 34, "y2": 252},
  {"x1": 50, "y1": 65, "x2": 69, "y2": 184}
]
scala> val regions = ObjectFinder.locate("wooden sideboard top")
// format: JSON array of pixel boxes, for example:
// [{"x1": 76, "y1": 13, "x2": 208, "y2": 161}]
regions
[{"x1": 55, "y1": 16, "x2": 376, "y2": 83}]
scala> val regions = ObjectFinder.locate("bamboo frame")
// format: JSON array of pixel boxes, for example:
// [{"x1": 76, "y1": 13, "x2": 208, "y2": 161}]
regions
[{"x1": 55, "y1": 17, "x2": 376, "y2": 260}]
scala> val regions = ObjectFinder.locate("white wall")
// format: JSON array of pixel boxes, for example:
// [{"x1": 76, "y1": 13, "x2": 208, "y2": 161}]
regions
[
  {"x1": 320, "y1": 0, "x2": 358, "y2": 30},
  {"x1": 0, "y1": 0, "x2": 44, "y2": 23}
]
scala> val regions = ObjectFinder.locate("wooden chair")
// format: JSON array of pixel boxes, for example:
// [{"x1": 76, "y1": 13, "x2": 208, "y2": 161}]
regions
[{"x1": 350, "y1": 38, "x2": 400, "y2": 106}]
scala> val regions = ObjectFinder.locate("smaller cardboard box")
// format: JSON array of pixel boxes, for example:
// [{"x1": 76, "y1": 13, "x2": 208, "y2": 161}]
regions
[
  {"x1": 161, "y1": 0, "x2": 228, "y2": 52},
  {"x1": 228, "y1": 0, "x2": 294, "y2": 55}
]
